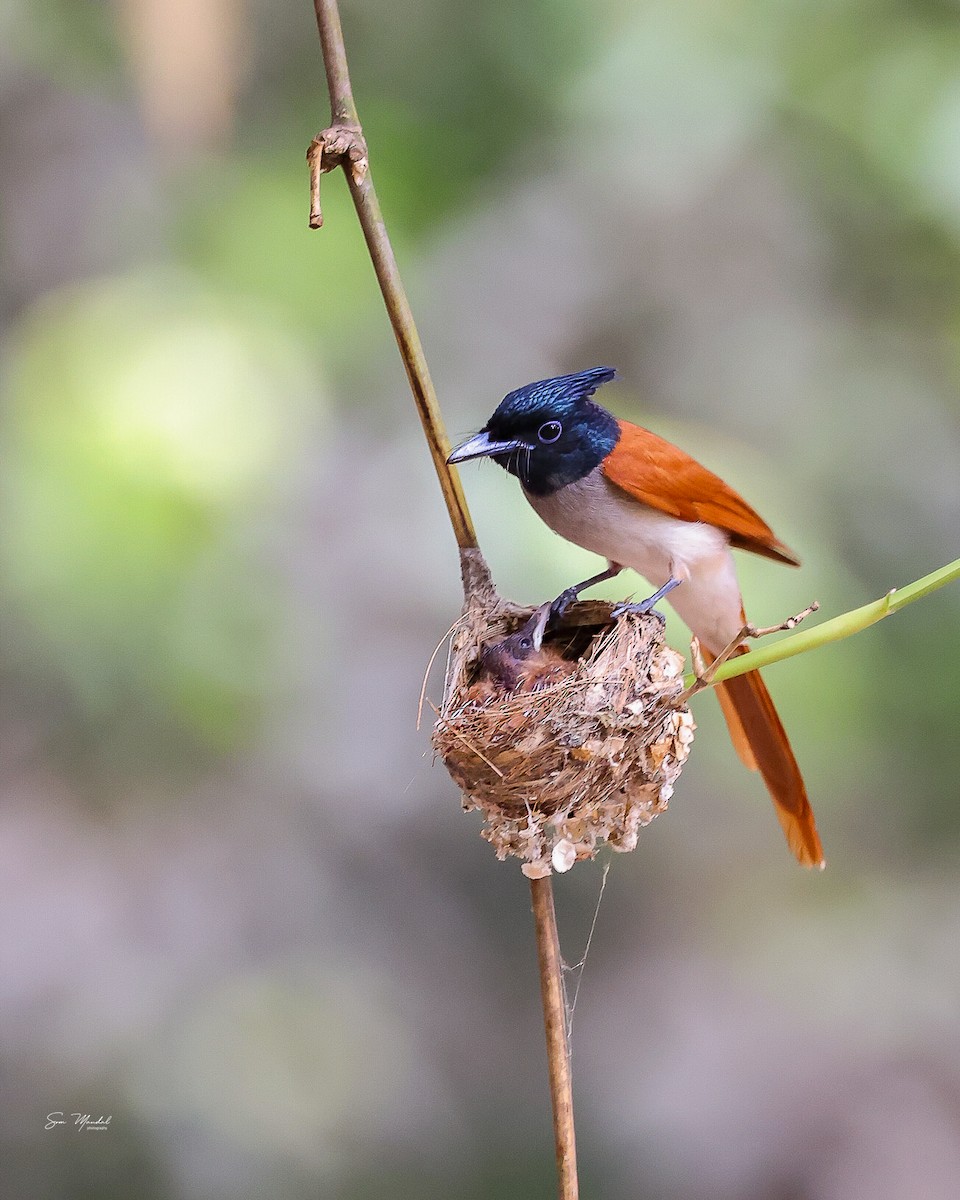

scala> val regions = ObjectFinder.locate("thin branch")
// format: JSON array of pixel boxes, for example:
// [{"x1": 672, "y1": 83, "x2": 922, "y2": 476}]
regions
[
  {"x1": 675, "y1": 602, "x2": 818, "y2": 706},
  {"x1": 308, "y1": 0, "x2": 476, "y2": 551},
  {"x1": 313, "y1": 0, "x2": 357, "y2": 123},
  {"x1": 683, "y1": 558, "x2": 960, "y2": 692},
  {"x1": 305, "y1": 6, "x2": 577, "y2": 1198},
  {"x1": 530, "y1": 876, "x2": 579, "y2": 1200}
]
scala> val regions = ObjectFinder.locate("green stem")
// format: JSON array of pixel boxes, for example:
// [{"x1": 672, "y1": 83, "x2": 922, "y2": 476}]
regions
[{"x1": 686, "y1": 558, "x2": 960, "y2": 691}]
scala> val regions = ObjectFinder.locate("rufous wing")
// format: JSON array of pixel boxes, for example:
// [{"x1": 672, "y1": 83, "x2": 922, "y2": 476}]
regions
[{"x1": 601, "y1": 421, "x2": 800, "y2": 566}]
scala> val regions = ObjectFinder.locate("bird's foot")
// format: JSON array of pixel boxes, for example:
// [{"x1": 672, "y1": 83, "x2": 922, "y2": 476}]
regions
[
  {"x1": 613, "y1": 603, "x2": 668, "y2": 629},
  {"x1": 549, "y1": 587, "x2": 579, "y2": 623},
  {"x1": 547, "y1": 565, "x2": 624, "y2": 625},
  {"x1": 611, "y1": 577, "x2": 681, "y2": 622}
]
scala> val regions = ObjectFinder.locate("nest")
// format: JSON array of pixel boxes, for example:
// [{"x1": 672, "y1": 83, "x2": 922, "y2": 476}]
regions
[{"x1": 432, "y1": 550, "x2": 695, "y2": 877}]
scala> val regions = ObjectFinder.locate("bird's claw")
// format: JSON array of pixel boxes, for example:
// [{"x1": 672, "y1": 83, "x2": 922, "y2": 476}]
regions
[
  {"x1": 611, "y1": 599, "x2": 667, "y2": 625},
  {"x1": 549, "y1": 587, "x2": 578, "y2": 623},
  {"x1": 611, "y1": 576, "x2": 681, "y2": 623}
]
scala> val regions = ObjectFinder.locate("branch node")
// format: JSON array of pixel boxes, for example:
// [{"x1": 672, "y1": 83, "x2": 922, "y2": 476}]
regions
[
  {"x1": 306, "y1": 123, "x2": 369, "y2": 228},
  {"x1": 675, "y1": 600, "x2": 819, "y2": 705}
]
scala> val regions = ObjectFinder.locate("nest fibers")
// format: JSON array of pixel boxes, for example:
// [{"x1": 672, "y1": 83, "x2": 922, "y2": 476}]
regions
[{"x1": 433, "y1": 550, "x2": 695, "y2": 878}]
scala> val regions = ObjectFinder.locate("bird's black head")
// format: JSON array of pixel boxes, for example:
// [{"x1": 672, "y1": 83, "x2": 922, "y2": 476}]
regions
[{"x1": 447, "y1": 367, "x2": 621, "y2": 496}]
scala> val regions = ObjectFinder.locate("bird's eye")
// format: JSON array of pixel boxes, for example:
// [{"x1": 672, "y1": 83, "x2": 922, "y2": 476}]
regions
[
  {"x1": 518, "y1": 637, "x2": 531, "y2": 651},
  {"x1": 538, "y1": 421, "x2": 562, "y2": 444}
]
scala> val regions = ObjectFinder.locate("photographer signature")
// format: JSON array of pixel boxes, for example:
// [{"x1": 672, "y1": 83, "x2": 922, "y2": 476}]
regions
[{"x1": 45, "y1": 1112, "x2": 112, "y2": 1132}]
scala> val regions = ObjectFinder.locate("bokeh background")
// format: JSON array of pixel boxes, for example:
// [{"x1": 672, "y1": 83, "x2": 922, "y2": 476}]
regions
[{"x1": 2, "y1": 0, "x2": 959, "y2": 1196}]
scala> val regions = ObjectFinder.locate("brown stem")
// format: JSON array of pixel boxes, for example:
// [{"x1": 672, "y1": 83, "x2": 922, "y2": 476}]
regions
[
  {"x1": 312, "y1": 0, "x2": 357, "y2": 123},
  {"x1": 530, "y1": 876, "x2": 579, "y2": 1199},
  {"x1": 309, "y1": 0, "x2": 477, "y2": 551},
  {"x1": 307, "y1": 5, "x2": 577, "y2": 1195}
]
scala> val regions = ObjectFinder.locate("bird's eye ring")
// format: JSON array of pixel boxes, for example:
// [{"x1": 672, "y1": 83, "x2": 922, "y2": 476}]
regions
[{"x1": 538, "y1": 420, "x2": 562, "y2": 444}]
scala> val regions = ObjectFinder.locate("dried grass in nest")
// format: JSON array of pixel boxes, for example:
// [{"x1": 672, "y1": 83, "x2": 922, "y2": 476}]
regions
[{"x1": 433, "y1": 550, "x2": 695, "y2": 878}]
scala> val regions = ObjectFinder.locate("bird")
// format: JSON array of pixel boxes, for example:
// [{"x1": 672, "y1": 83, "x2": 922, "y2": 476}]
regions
[
  {"x1": 447, "y1": 366, "x2": 824, "y2": 867},
  {"x1": 471, "y1": 603, "x2": 574, "y2": 698}
]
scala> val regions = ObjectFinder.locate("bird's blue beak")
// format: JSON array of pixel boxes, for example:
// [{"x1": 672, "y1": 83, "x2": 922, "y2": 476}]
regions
[{"x1": 447, "y1": 431, "x2": 528, "y2": 464}]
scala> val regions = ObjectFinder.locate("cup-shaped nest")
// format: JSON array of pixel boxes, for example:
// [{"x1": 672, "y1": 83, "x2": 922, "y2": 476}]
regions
[{"x1": 433, "y1": 551, "x2": 695, "y2": 877}]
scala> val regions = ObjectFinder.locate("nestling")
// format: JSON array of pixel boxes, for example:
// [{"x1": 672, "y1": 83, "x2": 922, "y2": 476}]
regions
[{"x1": 471, "y1": 604, "x2": 574, "y2": 698}]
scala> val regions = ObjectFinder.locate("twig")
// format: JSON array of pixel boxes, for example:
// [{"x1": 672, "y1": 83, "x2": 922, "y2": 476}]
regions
[
  {"x1": 675, "y1": 601, "x2": 818, "y2": 706},
  {"x1": 305, "y1": 5, "x2": 579, "y2": 1196},
  {"x1": 531, "y1": 876, "x2": 579, "y2": 1200},
  {"x1": 682, "y1": 559, "x2": 960, "y2": 692}
]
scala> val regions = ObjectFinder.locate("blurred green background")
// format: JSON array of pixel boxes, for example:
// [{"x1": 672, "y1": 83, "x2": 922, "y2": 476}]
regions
[{"x1": 2, "y1": 0, "x2": 959, "y2": 1196}]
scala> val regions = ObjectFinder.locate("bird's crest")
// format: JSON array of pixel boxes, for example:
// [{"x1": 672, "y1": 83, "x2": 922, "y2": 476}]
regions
[{"x1": 498, "y1": 367, "x2": 616, "y2": 417}]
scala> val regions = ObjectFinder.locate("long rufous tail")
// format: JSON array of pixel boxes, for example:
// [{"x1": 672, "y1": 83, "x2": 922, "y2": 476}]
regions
[{"x1": 707, "y1": 647, "x2": 824, "y2": 868}]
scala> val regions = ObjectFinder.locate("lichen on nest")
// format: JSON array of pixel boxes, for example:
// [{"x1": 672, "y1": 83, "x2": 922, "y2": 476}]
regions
[{"x1": 432, "y1": 550, "x2": 695, "y2": 878}]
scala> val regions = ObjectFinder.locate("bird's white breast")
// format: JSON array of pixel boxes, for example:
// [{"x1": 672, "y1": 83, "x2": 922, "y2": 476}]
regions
[
  {"x1": 524, "y1": 469, "x2": 726, "y2": 579},
  {"x1": 524, "y1": 468, "x2": 744, "y2": 652}
]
